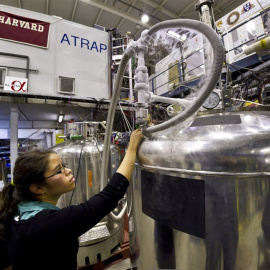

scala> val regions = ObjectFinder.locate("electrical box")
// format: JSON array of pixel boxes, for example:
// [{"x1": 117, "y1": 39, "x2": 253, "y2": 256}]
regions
[
  {"x1": 154, "y1": 49, "x2": 181, "y2": 96},
  {"x1": 168, "y1": 61, "x2": 180, "y2": 86}
]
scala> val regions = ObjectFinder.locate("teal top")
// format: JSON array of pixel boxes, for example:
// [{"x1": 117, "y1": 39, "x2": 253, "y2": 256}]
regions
[{"x1": 18, "y1": 201, "x2": 60, "y2": 220}]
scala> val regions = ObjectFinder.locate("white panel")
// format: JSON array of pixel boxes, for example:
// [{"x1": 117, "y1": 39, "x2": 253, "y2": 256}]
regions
[
  {"x1": 0, "y1": 6, "x2": 110, "y2": 99},
  {"x1": 0, "y1": 6, "x2": 58, "y2": 94},
  {"x1": 0, "y1": 129, "x2": 9, "y2": 138},
  {"x1": 55, "y1": 20, "x2": 110, "y2": 99}
]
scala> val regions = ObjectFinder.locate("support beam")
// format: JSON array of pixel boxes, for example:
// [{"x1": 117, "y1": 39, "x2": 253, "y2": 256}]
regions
[
  {"x1": 178, "y1": 0, "x2": 198, "y2": 17},
  {"x1": 46, "y1": 0, "x2": 50, "y2": 14},
  {"x1": 138, "y1": 0, "x2": 178, "y2": 19},
  {"x1": 80, "y1": 0, "x2": 152, "y2": 28},
  {"x1": 117, "y1": 0, "x2": 137, "y2": 29},
  {"x1": 150, "y1": 0, "x2": 168, "y2": 18},
  {"x1": 71, "y1": 0, "x2": 78, "y2": 21},
  {"x1": 10, "y1": 105, "x2": 19, "y2": 178},
  {"x1": 94, "y1": 0, "x2": 108, "y2": 25}
]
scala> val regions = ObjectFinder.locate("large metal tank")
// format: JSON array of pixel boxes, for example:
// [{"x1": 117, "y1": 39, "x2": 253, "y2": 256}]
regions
[
  {"x1": 129, "y1": 107, "x2": 270, "y2": 270},
  {"x1": 51, "y1": 122, "x2": 124, "y2": 266}
]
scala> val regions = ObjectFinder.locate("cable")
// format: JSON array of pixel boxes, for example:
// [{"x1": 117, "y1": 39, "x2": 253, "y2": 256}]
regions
[
  {"x1": 68, "y1": 142, "x2": 85, "y2": 206},
  {"x1": 118, "y1": 102, "x2": 132, "y2": 132},
  {"x1": 67, "y1": 101, "x2": 77, "y2": 121},
  {"x1": 231, "y1": 98, "x2": 268, "y2": 106},
  {"x1": 21, "y1": 129, "x2": 41, "y2": 145},
  {"x1": 256, "y1": 0, "x2": 270, "y2": 20},
  {"x1": 17, "y1": 104, "x2": 29, "y2": 121},
  {"x1": 92, "y1": 136, "x2": 102, "y2": 163},
  {"x1": 227, "y1": 63, "x2": 250, "y2": 97}
]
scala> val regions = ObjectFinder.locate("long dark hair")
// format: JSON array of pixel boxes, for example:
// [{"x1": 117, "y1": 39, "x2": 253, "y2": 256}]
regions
[{"x1": 0, "y1": 149, "x2": 56, "y2": 240}]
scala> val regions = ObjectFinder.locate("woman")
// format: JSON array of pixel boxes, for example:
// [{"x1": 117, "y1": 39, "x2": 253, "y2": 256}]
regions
[{"x1": 0, "y1": 129, "x2": 144, "y2": 270}]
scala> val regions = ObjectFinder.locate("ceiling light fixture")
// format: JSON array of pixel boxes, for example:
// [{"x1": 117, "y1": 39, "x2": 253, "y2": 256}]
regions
[
  {"x1": 180, "y1": 34, "x2": 187, "y2": 41},
  {"x1": 167, "y1": 30, "x2": 187, "y2": 42},
  {"x1": 141, "y1": 13, "x2": 149, "y2": 23},
  {"x1": 167, "y1": 30, "x2": 180, "y2": 39},
  {"x1": 58, "y1": 114, "x2": 64, "y2": 123}
]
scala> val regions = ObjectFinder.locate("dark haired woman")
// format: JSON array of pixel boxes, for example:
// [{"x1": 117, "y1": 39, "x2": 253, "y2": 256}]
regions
[{"x1": 0, "y1": 129, "x2": 143, "y2": 270}]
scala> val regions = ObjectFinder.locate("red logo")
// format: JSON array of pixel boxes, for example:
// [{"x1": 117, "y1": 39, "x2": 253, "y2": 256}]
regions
[{"x1": 11, "y1": 80, "x2": 27, "y2": 92}]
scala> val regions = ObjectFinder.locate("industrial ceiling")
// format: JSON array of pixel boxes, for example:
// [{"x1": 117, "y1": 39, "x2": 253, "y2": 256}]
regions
[
  {"x1": 0, "y1": 0, "x2": 250, "y2": 123},
  {"x1": 0, "y1": 0, "x2": 248, "y2": 40}
]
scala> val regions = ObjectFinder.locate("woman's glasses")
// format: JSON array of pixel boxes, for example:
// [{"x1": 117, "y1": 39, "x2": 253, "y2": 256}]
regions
[{"x1": 44, "y1": 163, "x2": 68, "y2": 180}]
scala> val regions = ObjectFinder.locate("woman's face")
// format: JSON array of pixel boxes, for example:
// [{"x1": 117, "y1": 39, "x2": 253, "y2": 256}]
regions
[{"x1": 43, "y1": 153, "x2": 75, "y2": 198}]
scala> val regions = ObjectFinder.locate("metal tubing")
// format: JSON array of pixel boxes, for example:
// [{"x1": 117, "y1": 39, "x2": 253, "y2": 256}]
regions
[
  {"x1": 144, "y1": 19, "x2": 224, "y2": 135},
  {"x1": 10, "y1": 104, "x2": 19, "y2": 178}
]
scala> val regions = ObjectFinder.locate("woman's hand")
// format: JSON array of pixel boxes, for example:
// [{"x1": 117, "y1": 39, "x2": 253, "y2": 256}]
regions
[
  {"x1": 127, "y1": 129, "x2": 144, "y2": 152},
  {"x1": 116, "y1": 128, "x2": 144, "y2": 180}
]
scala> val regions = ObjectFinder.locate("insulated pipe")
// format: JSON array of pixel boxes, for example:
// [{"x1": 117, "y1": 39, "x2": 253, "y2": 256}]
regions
[
  {"x1": 145, "y1": 92, "x2": 194, "y2": 108},
  {"x1": 10, "y1": 105, "x2": 19, "y2": 178},
  {"x1": 101, "y1": 19, "x2": 224, "y2": 220},
  {"x1": 143, "y1": 19, "x2": 224, "y2": 135},
  {"x1": 101, "y1": 53, "x2": 132, "y2": 222},
  {"x1": 242, "y1": 36, "x2": 270, "y2": 55},
  {"x1": 100, "y1": 53, "x2": 131, "y2": 191}
]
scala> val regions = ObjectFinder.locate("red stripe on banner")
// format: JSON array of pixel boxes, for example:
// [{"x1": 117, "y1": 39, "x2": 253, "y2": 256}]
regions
[{"x1": 0, "y1": 10, "x2": 50, "y2": 48}]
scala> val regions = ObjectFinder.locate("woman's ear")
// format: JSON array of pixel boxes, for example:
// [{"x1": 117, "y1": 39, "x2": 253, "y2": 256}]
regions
[{"x1": 30, "y1": 184, "x2": 46, "y2": 195}]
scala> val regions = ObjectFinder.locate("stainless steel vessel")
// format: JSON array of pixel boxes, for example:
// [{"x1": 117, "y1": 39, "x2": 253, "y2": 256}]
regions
[
  {"x1": 129, "y1": 108, "x2": 270, "y2": 270},
  {"x1": 51, "y1": 122, "x2": 124, "y2": 266}
]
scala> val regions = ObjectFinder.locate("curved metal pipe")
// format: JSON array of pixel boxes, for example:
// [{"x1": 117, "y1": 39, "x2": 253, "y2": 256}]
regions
[
  {"x1": 101, "y1": 53, "x2": 131, "y2": 221},
  {"x1": 108, "y1": 201, "x2": 128, "y2": 222},
  {"x1": 145, "y1": 92, "x2": 193, "y2": 108},
  {"x1": 100, "y1": 53, "x2": 131, "y2": 190},
  {"x1": 101, "y1": 18, "x2": 224, "y2": 220},
  {"x1": 143, "y1": 19, "x2": 224, "y2": 135},
  {"x1": 138, "y1": 164, "x2": 270, "y2": 177}
]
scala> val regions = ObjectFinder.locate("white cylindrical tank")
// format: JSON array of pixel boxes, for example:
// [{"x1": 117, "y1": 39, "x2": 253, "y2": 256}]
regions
[{"x1": 242, "y1": 36, "x2": 270, "y2": 55}]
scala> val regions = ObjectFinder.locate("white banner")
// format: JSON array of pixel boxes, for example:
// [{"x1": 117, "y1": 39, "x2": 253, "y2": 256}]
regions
[
  {"x1": 4, "y1": 76, "x2": 28, "y2": 92},
  {"x1": 216, "y1": 0, "x2": 270, "y2": 33},
  {"x1": 0, "y1": 10, "x2": 50, "y2": 48}
]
